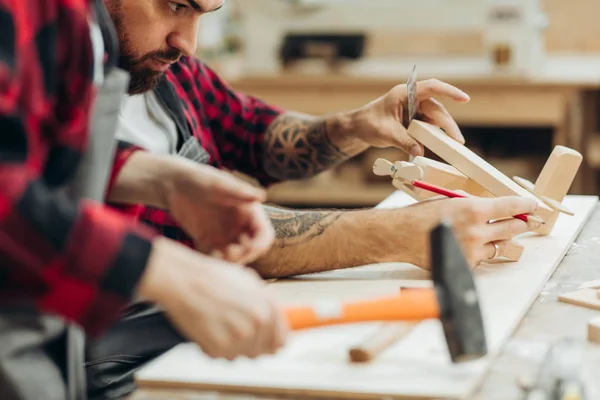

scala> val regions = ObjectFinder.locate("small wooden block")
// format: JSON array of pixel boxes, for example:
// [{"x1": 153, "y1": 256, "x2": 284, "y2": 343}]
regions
[
  {"x1": 587, "y1": 317, "x2": 600, "y2": 344},
  {"x1": 532, "y1": 146, "x2": 582, "y2": 235},
  {"x1": 558, "y1": 288, "x2": 600, "y2": 311}
]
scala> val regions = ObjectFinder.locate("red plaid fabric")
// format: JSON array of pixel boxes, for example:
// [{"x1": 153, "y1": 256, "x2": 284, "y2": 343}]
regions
[
  {"x1": 0, "y1": 0, "x2": 157, "y2": 337},
  {"x1": 109, "y1": 57, "x2": 284, "y2": 247}
]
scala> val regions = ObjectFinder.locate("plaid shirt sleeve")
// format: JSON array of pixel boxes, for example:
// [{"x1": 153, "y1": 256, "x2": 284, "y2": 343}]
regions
[
  {"x1": 0, "y1": 0, "x2": 157, "y2": 337},
  {"x1": 179, "y1": 57, "x2": 285, "y2": 187},
  {"x1": 105, "y1": 140, "x2": 147, "y2": 218},
  {"x1": 108, "y1": 141, "x2": 194, "y2": 247},
  {"x1": 130, "y1": 58, "x2": 287, "y2": 248}
]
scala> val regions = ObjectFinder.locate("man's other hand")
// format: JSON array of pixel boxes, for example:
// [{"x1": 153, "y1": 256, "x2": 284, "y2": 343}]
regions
[{"x1": 165, "y1": 160, "x2": 275, "y2": 265}]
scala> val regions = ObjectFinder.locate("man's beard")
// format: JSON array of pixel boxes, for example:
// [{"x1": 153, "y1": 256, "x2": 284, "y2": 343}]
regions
[
  {"x1": 118, "y1": 49, "x2": 179, "y2": 95},
  {"x1": 110, "y1": 5, "x2": 181, "y2": 94}
]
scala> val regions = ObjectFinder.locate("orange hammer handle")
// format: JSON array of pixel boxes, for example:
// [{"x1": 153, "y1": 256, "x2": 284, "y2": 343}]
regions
[{"x1": 284, "y1": 289, "x2": 440, "y2": 330}]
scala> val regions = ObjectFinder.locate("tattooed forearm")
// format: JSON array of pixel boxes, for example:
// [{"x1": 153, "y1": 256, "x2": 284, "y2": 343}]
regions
[
  {"x1": 264, "y1": 205, "x2": 343, "y2": 247},
  {"x1": 262, "y1": 112, "x2": 350, "y2": 180}
]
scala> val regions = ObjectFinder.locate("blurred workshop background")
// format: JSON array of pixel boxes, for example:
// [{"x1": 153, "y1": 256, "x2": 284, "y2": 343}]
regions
[{"x1": 195, "y1": 0, "x2": 600, "y2": 209}]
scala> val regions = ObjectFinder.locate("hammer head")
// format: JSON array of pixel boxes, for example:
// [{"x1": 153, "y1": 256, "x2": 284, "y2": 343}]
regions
[{"x1": 430, "y1": 220, "x2": 487, "y2": 363}]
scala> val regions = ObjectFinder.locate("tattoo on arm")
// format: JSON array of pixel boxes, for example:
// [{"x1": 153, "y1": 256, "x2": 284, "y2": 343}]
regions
[
  {"x1": 264, "y1": 205, "x2": 342, "y2": 247},
  {"x1": 262, "y1": 112, "x2": 348, "y2": 180}
]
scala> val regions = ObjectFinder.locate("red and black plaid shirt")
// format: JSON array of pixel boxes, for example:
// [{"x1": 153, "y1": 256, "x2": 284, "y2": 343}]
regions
[
  {"x1": 111, "y1": 57, "x2": 284, "y2": 247},
  {"x1": 0, "y1": 0, "x2": 156, "y2": 336}
]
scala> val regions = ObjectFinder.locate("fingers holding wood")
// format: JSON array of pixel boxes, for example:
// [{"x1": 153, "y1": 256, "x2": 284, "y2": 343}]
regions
[{"x1": 349, "y1": 323, "x2": 415, "y2": 363}]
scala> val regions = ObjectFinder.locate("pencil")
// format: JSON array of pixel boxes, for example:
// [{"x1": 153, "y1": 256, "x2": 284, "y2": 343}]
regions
[{"x1": 410, "y1": 179, "x2": 545, "y2": 225}]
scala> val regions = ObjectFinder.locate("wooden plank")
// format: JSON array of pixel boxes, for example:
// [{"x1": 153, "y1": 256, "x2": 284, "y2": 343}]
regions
[
  {"x1": 135, "y1": 194, "x2": 597, "y2": 400},
  {"x1": 407, "y1": 120, "x2": 555, "y2": 226},
  {"x1": 558, "y1": 288, "x2": 600, "y2": 311}
]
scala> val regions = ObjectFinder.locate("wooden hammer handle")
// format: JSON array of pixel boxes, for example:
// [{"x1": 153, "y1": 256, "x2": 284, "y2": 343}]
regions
[{"x1": 349, "y1": 323, "x2": 414, "y2": 363}]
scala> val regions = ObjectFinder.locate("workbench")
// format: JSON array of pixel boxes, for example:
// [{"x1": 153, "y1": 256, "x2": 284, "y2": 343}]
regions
[
  {"x1": 130, "y1": 192, "x2": 600, "y2": 400},
  {"x1": 228, "y1": 55, "x2": 600, "y2": 202}
]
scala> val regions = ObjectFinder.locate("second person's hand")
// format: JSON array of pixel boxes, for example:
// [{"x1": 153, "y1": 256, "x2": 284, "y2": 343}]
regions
[{"x1": 137, "y1": 236, "x2": 288, "y2": 360}]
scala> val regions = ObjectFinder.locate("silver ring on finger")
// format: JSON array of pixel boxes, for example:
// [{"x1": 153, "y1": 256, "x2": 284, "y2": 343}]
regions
[{"x1": 487, "y1": 242, "x2": 500, "y2": 260}]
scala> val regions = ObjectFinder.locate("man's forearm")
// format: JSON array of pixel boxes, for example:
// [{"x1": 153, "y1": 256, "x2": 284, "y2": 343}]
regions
[
  {"x1": 262, "y1": 111, "x2": 370, "y2": 180},
  {"x1": 250, "y1": 205, "x2": 421, "y2": 278},
  {"x1": 107, "y1": 152, "x2": 181, "y2": 209}
]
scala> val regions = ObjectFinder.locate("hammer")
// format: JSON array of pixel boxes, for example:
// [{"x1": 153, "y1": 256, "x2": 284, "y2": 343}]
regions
[{"x1": 282, "y1": 220, "x2": 488, "y2": 363}]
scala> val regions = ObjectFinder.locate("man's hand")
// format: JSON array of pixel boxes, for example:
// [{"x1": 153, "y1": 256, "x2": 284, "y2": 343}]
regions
[
  {"x1": 164, "y1": 161, "x2": 274, "y2": 264},
  {"x1": 377, "y1": 196, "x2": 542, "y2": 269},
  {"x1": 109, "y1": 151, "x2": 275, "y2": 264},
  {"x1": 260, "y1": 78, "x2": 469, "y2": 181},
  {"x1": 354, "y1": 78, "x2": 470, "y2": 157},
  {"x1": 137, "y1": 237, "x2": 288, "y2": 360}
]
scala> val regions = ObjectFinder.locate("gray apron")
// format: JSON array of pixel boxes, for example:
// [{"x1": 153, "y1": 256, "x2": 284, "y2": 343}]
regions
[
  {"x1": 61, "y1": 68, "x2": 130, "y2": 203},
  {"x1": 0, "y1": 68, "x2": 131, "y2": 400},
  {"x1": 61, "y1": 68, "x2": 132, "y2": 400}
]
